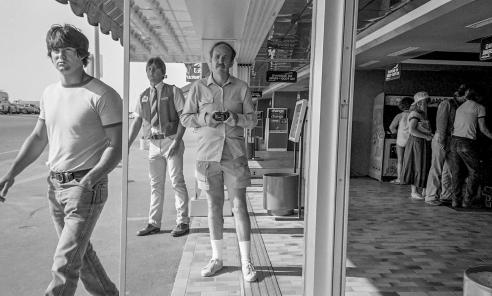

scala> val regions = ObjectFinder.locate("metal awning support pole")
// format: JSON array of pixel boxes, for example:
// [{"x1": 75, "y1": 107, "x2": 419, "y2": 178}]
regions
[
  {"x1": 94, "y1": 26, "x2": 101, "y2": 79},
  {"x1": 119, "y1": 0, "x2": 130, "y2": 293},
  {"x1": 303, "y1": 0, "x2": 358, "y2": 295}
]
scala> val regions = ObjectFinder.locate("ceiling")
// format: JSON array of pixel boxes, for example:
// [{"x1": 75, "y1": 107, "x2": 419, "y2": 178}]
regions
[
  {"x1": 356, "y1": 0, "x2": 492, "y2": 69},
  {"x1": 56, "y1": 0, "x2": 492, "y2": 94}
]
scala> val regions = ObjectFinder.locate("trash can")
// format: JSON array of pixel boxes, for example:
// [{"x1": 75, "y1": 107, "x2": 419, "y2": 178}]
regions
[
  {"x1": 263, "y1": 173, "x2": 298, "y2": 216},
  {"x1": 464, "y1": 265, "x2": 492, "y2": 296}
]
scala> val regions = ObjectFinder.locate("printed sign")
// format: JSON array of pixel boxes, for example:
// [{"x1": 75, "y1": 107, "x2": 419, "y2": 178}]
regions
[
  {"x1": 267, "y1": 108, "x2": 287, "y2": 119},
  {"x1": 289, "y1": 100, "x2": 308, "y2": 142},
  {"x1": 266, "y1": 71, "x2": 297, "y2": 83},
  {"x1": 385, "y1": 64, "x2": 400, "y2": 81},
  {"x1": 251, "y1": 91, "x2": 262, "y2": 102},
  {"x1": 480, "y1": 36, "x2": 492, "y2": 61},
  {"x1": 185, "y1": 63, "x2": 201, "y2": 82}
]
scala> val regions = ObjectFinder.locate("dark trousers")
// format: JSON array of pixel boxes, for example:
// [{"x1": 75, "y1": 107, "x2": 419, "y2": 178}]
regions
[{"x1": 447, "y1": 136, "x2": 481, "y2": 204}]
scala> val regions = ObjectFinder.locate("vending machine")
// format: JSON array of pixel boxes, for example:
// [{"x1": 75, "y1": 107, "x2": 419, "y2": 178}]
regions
[{"x1": 265, "y1": 108, "x2": 288, "y2": 151}]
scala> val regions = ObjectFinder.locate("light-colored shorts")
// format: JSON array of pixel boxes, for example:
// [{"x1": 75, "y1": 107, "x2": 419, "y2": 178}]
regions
[{"x1": 195, "y1": 156, "x2": 251, "y2": 191}]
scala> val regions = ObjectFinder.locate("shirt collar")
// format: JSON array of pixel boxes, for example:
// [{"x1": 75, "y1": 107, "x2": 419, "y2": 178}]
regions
[
  {"x1": 151, "y1": 81, "x2": 164, "y2": 91},
  {"x1": 207, "y1": 74, "x2": 234, "y2": 87}
]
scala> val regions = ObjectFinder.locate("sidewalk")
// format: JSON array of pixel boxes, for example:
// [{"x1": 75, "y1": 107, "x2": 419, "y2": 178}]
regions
[{"x1": 171, "y1": 177, "x2": 304, "y2": 296}]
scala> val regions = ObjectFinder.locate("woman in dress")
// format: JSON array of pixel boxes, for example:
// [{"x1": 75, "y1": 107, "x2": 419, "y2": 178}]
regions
[{"x1": 401, "y1": 91, "x2": 433, "y2": 199}]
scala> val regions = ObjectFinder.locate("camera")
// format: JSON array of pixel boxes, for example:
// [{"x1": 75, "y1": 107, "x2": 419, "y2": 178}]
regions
[{"x1": 212, "y1": 111, "x2": 230, "y2": 121}]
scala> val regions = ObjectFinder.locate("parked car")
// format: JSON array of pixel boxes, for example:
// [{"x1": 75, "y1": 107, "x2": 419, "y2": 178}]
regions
[
  {"x1": 0, "y1": 101, "x2": 9, "y2": 114},
  {"x1": 27, "y1": 104, "x2": 40, "y2": 114},
  {"x1": 7, "y1": 103, "x2": 18, "y2": 114},
  {"x1": 16, "y1": 104, "x2": 29, "y2": 114}
]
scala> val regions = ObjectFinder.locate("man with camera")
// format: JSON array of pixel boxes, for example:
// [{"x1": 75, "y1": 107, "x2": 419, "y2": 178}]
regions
[{"x1": 180, "y1": 42, "x2": 258, "y2": 282}]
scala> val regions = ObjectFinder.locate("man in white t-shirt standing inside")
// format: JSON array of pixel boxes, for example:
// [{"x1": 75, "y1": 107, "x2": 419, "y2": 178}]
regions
[
  {"x1": 448, "y1": 86, "x2": 492, "y2": 208},
  {"x1": 0, "y1": 24, "x2": 121, "y2": 295}
]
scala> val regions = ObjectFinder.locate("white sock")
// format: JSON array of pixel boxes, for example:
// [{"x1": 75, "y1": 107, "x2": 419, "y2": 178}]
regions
[
  {"x1": 239, "y1": 241, "x2": 251, "y2": 265},
  {"x1": 211, "y1": 239, "x2": 223, "y2": 260}
]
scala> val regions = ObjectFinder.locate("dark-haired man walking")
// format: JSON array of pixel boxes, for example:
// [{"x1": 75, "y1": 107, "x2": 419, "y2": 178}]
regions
[
  {"x1": 0, "y1": 24, "x2": 121, "y2": 295},
  {"x1": 129, "y1": 57, "x2": 190, "y2": 237}
]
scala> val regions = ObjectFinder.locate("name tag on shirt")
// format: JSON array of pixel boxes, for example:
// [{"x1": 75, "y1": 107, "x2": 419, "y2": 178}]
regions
[
  {"x1": 142, "y1": 95, "x2": 149, "y2": 103},
  {"x1": 161, "y1": 96, "x2": 169, "y2": 101}
]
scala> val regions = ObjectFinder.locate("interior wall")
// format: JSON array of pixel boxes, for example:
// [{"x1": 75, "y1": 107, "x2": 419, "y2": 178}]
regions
[
  {"x1": 383, "y1": 68, "x2": 492, "y2": 98},
  {"x1": 351, "y1": 70, "x2": 385, "y2": 176}
]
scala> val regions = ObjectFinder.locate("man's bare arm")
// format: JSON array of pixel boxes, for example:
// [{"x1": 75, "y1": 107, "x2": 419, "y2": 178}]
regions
[
  {"x1": 128, "y1": 116, "x2": 143, "y2": 148},
  {"x1": 0, "y1": 119, "x2": 48, "y2": 197},
  {"x1": 79, "y1": 123, "x2": 122, "y2": 189},
  {"x1": 478, "y1": 117, "x2": 492, "y2": 140}
]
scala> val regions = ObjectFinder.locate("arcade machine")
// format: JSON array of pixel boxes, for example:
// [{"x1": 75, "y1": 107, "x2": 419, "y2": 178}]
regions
[
  {"x1": 265, "y1": 108, "x2": 289, "y2": 151},
  {"x1": 369, "y1": 93, "x2": 451, "y2": 181}
]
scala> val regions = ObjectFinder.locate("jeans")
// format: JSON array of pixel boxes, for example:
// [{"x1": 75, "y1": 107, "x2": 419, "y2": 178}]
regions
[
  {"x1": 46, "y1": 176, "x2": 118, "y2": 296},
  {"x1": 425, "y1": 134, "x2": 453, "y2": 201},
  {"x1": 447, "y1": 137, "x2": 481, "y2": 204},
  {"x1": 148, "y1": 137, "x2": 189, "y2": 227}
]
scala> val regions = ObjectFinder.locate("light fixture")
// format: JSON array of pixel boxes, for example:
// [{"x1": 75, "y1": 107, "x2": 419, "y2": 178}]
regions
[
  {"x1": 359, "y1": 60, "x2": 380, "y2": 67},
  {"x1": 466, "y1": 17, "x2": 492, "y2": 29},
  {"x1": 387, "y1": 46, "x2": 419, "y2": 57}
]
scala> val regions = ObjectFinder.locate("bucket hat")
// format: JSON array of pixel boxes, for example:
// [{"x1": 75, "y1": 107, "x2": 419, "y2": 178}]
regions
[{"x1": 413, "y1": 91, "x2": 429, "y2": 104}]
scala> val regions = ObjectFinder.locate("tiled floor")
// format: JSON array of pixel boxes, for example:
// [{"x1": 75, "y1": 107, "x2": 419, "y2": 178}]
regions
[
  {"x1": 346, "y1": 178, "x2": 492, "y2": 296},
  {"x1": 171, "y1": 177, "x2": 492, "y2": 296}
]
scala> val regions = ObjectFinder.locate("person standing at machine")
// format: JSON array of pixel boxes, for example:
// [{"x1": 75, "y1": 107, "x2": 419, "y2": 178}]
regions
[
  {"x1": 401, "y1": 91, "x2": 433, "y2": 200},
  {"x1": 389, "y1": 97, "x2": 414, "y2": 184},
  {"x1": 447, "y1": 86, "x2": 492, "y2": 208},
  {"x1": 424, "y1": 85, "x2": 467, "y2": 206}
]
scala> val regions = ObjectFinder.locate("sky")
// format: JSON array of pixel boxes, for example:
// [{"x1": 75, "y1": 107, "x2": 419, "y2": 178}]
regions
[{"x1": 0, "y1": 1, "x2": 187, "y2": 109}]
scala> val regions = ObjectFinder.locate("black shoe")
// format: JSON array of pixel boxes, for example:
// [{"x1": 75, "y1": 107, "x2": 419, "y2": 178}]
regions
[
  {"x1": 136, "y1": 224, "x2": 160, "y2": 236},
  {"x1": 170, "y1": 223, "x2": 189, "y2": 237}
]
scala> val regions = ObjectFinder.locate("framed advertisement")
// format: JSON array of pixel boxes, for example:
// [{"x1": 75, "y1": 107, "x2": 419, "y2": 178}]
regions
[{"x1": 289, "y1": 99, "x2": 308, "y2": 142}]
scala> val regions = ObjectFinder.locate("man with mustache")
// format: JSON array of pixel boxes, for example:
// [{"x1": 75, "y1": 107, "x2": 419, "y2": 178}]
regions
[
  {"x1": 0, "y1": 24, "x2": 121, "y2": 295},
  {"x1": 180, "y1": 42, "x2": 258, "y2": 282}
]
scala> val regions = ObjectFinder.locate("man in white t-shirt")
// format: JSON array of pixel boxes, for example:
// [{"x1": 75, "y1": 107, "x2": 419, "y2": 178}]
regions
[
  {"x1": 447, "y1": 87, "x2": 492, "y2": 208},
  {"x1": 0, "y1": 24, "x2": 121, "y2": 295}
]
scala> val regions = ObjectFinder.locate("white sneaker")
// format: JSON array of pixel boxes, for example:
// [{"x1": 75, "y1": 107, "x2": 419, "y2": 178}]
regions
[
  {"x1": 201, "y1": 258, "x2": 223, "y2": 277},
  {"x1": 242, "y1": 261, "x2": 257, "y2": 282},
  {"x1": 410, "y1": 192, "x2": 424, "y2": 200}
]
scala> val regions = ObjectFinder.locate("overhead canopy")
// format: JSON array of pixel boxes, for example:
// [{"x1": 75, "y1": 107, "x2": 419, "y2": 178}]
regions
[
  {"x1": 55, "y1": 0, "x2": 123, "y2": 42},
  {"x1": 55, "y1": 0, "x2": 286, "y2": 64}
]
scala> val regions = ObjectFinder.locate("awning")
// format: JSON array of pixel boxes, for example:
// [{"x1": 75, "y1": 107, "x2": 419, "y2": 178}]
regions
[
  {"x1": 55, "y1": 0, "x2": 124, "y2": 43},
  {"x1": 54, "y1": 0, "x2": 285, "y2": 64}
]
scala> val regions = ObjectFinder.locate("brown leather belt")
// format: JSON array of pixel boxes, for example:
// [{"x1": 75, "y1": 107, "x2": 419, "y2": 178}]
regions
[
  {"x1": 149, "y1": 134, "x2": 166, "y2": 140},
  {"x1": 50, "y1": 169, "x2": 91, "y2": 183}
]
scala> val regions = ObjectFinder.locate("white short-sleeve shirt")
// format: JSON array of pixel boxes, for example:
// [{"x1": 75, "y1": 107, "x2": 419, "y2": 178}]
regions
[{"x1": 40, "y1": 78, "x2": 123, "y2": 172}]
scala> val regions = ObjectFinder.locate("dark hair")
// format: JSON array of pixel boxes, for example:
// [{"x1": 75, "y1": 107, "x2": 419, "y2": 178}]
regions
[
  {"x1": 456, "y1": 84, "x2": 468, "y2": 97},
  {"x1": 209, "y1": 41, "x2": 236, "y2": 62},
  {"x1": 465, "y1": 85, "x2": 481, "y2": 102},
  {"x1": 46, "y1": 24, "x2": 90, "y2": 66},
  {"x1": 146, "y1": 57, "x2": 166, "y2": 74},
  {"x1": 398, "y1": 97, "x2": 413, "y2": 111}
]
